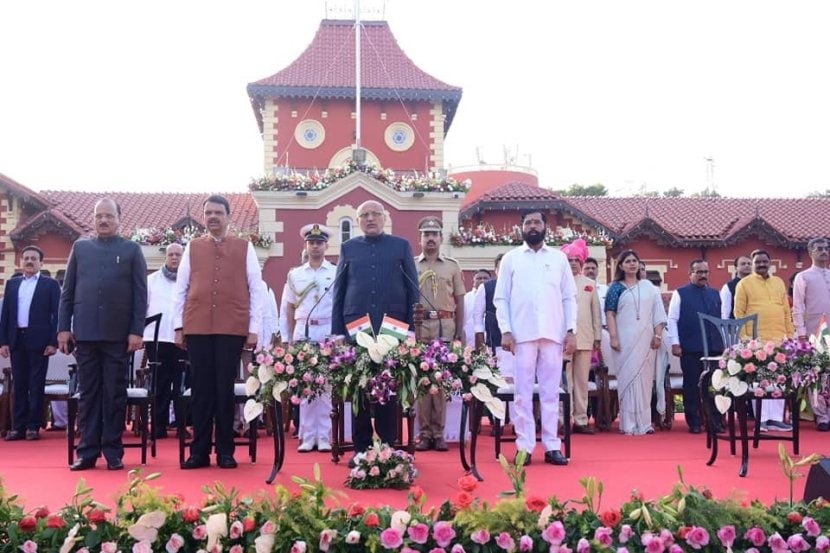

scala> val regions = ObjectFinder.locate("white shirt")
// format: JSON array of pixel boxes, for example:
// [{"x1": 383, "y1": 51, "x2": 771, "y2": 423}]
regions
[
  {"x1": 16, "y1": 273, "x2": 39, "y2": 328},
  {"x1": 596, "y1": 282, "x2": 608, "y2": 326},
  {"x1": 144, "y1": 269, "x2": 178, "y2": 342},
  {"x1": 667, "y1": 290, "x2": 682, "y2": 346},
  {"x1": 173, "y1": 239, "x2": 264, "y2": 334},
  {"x1": 719, "y1": 283, "x2": 733, "y2": 320},
  {"x1": 493, "y1": 243, "x2": 577, "y2": 344},
  {"x1": 472, "y1": 284, "x2": 487, "y2": 334},
  {"x1": 257, "y1": 283, "x2": 280, "y2": 350},
  {"x1": 278, "y1": 283, "x2": 291, "y2": 339},
  {"x1": 283, "y1": 260, "x2": 336, "y2": 320},
  {"x1": 462, "y1": 289, "x2": 479, "y2": 345}
]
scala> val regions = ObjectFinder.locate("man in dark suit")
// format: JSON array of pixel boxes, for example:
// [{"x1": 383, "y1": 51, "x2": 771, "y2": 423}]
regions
[
  {"x1": 331, "y1": 200, "x2": 418, "y2": 465},
  {"x1": 0, "y1": 246, "x2": 61, "y2": 441},
  {"x1": 58, "y1": 198, "x2": 148, "y2": 471}
]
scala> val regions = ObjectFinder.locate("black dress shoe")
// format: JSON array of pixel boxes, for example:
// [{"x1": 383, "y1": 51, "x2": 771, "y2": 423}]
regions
[
  {"x1": 69, "y1": 457, "x2": 97, "y2": 471},
  {"x1": 347, "y1": 454, "x2": 358, "y2": 469},
  {"x1": 818, "y1": 422, "x2": 830, "y2": 432},
  {"x1": 181, "y1": 455, "x2": 210, "y2": 469},
  {"x1": 688, "y1": 426, "x2": 702, "y2": 434},
  {"x1": 5, "y1": 430, "x2": 24, "y2": 441},
  {"x1": 106, "y1": 459, "x2": 124, "y2": 470},
  {"x1": 572, "y1": 424, "x2": 595, "y2": 435},
  {"x1": 544, "y1": 450, "x2": 568, "y2": 466},
  {"x1": 217, "y1": 455, "x2": 237, "y2": 469}
]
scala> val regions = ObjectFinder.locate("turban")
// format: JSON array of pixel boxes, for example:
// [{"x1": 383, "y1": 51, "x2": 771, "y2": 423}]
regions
[{"x1": 561, "y1": 238, "x2": 588, "y2": 264}]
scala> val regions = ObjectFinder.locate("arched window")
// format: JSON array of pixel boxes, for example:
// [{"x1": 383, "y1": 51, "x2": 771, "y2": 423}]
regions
[{"x1": 339, "y1": 217, "x2": 352, "y2": 243}]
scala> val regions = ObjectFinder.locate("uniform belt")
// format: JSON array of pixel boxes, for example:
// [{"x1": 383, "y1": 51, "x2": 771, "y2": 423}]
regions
[
  {"x1": 298, "y1": 318, "x2": 330, "y2": 326},
  {"x1": 424, "y1": 310, "x2": 454, "y2": 320}
]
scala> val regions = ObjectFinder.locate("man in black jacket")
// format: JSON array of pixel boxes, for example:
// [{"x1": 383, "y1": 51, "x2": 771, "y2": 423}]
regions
[{"x1": 58, "y1": 198, "x2": 148, "y2": 471}]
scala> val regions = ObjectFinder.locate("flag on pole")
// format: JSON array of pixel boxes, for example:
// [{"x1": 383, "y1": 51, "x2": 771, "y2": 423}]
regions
[
  {"x1": 346, "y1": 314, "x2": 372, "y2": 338},
  {"x1": 379, "y1": 315, "x2": 410, "y2": 340}
]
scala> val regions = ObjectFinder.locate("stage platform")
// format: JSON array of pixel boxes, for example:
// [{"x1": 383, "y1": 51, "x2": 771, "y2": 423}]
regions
[{"x1": 0, "y1": 417, "x2": 825, "y2": 511}]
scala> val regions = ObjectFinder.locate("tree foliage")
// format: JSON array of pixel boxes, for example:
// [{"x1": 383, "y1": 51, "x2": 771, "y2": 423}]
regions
[
  {"x1": 663, "y1": 187, "x2": 685, "y2": 197},
  {"x1": 560, "y1": 183, "x2": 608, "y2": 197}
]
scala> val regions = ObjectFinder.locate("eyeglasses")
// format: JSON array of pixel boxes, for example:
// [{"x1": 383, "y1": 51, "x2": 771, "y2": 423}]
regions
[
  {"x1": 358, "y1": 211, "x2": 384, "y2": 219},
  {"x1": 693, "y1": 270, "x2": 710, "y2": 275}
]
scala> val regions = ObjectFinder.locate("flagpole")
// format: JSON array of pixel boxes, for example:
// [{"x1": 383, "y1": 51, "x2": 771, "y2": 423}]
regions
[{"x1": 354, "y1": 0, "x2": 362, "y2": 157}]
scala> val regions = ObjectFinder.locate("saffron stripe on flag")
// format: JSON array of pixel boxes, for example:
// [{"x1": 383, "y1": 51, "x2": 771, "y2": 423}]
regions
[
  {"x1": 379, "y1": 315, "x2": 409, "y2": 340},
  {"x1": 346, "y1": 314, "x2": 372, "y2": 337}
]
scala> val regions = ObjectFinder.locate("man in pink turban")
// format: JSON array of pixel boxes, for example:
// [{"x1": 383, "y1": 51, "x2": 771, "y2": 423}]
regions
[{"x1": 561, "y1": 239, "x2": 602, "y2": 433}]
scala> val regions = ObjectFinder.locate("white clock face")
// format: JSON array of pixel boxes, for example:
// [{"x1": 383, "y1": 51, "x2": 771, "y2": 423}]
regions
[
  {"x1": 385, "y1": 122, "x2": 414, "y2": 152},
  {"x1": 295, "y1": 119, "x2": 325, "y2": 149}
]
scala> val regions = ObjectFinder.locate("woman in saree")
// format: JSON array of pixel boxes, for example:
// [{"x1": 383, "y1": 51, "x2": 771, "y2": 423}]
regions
[{"x1": 605, "y1": 250, "x2": 667, "y2": 435}]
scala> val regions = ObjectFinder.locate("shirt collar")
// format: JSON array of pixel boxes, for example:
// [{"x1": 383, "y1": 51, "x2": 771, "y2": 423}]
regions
[
  {"x1": 521, "y1": 242, "x2": 552, "y2": 253},
  {"x1": 21, "y1": 272, "x2": 40, "y2": 282},
  {"x1": 416, "y1": 253, "x2": 445, "y2": 262}
]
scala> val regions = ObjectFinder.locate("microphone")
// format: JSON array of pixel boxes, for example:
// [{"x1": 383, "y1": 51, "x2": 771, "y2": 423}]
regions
[
  {"x1": 303, "y1": 261, "x2": 348, "y2": 341},
  {"x1": 399, "y1": 263, "x2": 444, "y2": 340}
]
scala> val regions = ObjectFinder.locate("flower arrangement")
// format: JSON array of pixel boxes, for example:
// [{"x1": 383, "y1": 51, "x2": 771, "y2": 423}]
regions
[
  {"x1": 2, "y1": 453, "x2": 829, "y2": 553},
  {"x1": 244, "y1": 339, "x2": 348, "y2": 422},
  {"x1": 713, "y1": 337, "x2": 827, "y2": 413},
  {"x1": 450, "y1": 224, "x2": 613, "y2": 248},
  {"x1": 128, "y1": 225, "x2": 273, "y2": 248},
  {"x1": 250, "y1": 159, "x2": 471, "y2": 194},
  {"x1": 345, "y1": 439, "x2": 418, "y2": 490}
]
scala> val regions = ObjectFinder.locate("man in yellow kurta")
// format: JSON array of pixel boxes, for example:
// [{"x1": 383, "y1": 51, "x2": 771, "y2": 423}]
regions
[
  {"x1": 734, "y1": 248, "x2": 794, "y2": 431},
  {"x1": 414, "y1": 217, "x2": 466, "y2": 452}
]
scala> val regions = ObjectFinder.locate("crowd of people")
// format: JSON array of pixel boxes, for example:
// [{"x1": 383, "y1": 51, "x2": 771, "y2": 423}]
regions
[{"x1": 1, "y1": 195, "x2": 828, "y2": 472}]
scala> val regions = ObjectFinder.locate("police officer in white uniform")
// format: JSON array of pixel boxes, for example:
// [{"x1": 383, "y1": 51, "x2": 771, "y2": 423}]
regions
[{"x1": 283, "y1": 224, "x2": 336, "y2": 452}]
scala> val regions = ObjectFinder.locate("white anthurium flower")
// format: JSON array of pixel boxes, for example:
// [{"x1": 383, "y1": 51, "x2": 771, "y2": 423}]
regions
[
  {"x1": 257, "y1": 364, "x2": 274, "y2": 384},
  {"x1": 711, "y1": 369, "x2": 727, "y2": 390},
  {"x1": 356, "y1": 332, "x2": 375, "y2": 349},
  {"x1": 472, "y1": 367, "x2": 493, "y2": 380},
  {"x1": 390, "y1": 510, "x2": 411, "y2": 533},
  {"x1": 127, "y1": 524, "x2": 158, "y2": 543},
  {"x1": 136, "y1": 511, "x2": 166, "y2": 529},
  {"x1": 726, "y1": 359, "x2": 742, "y2": 376},
  {"x1": 489, "y1": 374, "x2": 509, "y2": 389},
  {"x1": 245, "y1": 376, "x2": 261, "y2": 396},
  {"x1": 486, "y1": 397, "x2": 506, "y2": 421},
  {"x1": 244, "y1": 399, "x2": 264, "y2": 422},
  {"x1": 727, "y1": 377, "x2": 748, "y2": 397},
  {"x1": 357, "y1": 332, "x2": 398, "y2": 363},
  {"x1": 366, "y1": 343, "x2": 384, "y2": 364},
  {"x1": 272, "y1": 380, "x2": 288, "y2": 400},
  {"x1": 715, "y1": 394, "x2": 732, "y2": 414},
  {"x1": 377, "y1": 334, "x2": 399, "y2": 350},
  {"x1": 206, "y1": 513, "x2": 229, "y2": 551},
  {"x1": 59, "y1": 523, "x2": 81, "y2": 553},
  {"x1": 471, "y1": 383, "x2": 494, "y2": 403}
]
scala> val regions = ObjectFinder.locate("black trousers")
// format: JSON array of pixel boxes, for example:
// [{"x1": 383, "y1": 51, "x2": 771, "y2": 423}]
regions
[
  {"x1": 352, "y1": 397, "x2": 397, "y2": 452},
  {"x1": 185, "y1": 334, "x2": 245, "y2": 458},
  {"x1": 680, "y1": 352, "x2": 714, "y2": 429},
  {"x1": 10, "y1": 339, "x2": 49, "y2": 432},
  {"x1": 146, "y1": 341, "x2": 187, "y2": 433},
  {"x1": 75, "y1": 341, "x2": 129, "y2": 462}
]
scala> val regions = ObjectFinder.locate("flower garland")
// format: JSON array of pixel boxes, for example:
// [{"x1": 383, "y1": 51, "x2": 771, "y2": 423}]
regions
[
  {"x1": 345, "y1": 439, "x2": 417, "y2": 490},
  {"x1": 449, "y1": 224, "x2": 613, "y2": 248},
  {"x1": 250, "y1": 159, "x2": 471, "y2": 194},
  {"x1": 128, "y1": 224, "x2": 273, "y2": 248}
]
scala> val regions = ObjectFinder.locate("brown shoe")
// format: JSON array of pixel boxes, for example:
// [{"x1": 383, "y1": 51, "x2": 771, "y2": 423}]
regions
[
  {"x1": 433, "y1": 437, "x2": 448, "y2": 451},
  {"x1": 572, "y1": 424, "x2": 595, "y2": 435},
  {"x1": 415, "y1": 438, "x2": 432, "y2": 451}
]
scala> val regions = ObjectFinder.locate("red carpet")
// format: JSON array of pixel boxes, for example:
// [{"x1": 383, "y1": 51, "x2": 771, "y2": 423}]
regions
[{"x1": 1, "y1": 418, "x2": 826, "y2": 511}]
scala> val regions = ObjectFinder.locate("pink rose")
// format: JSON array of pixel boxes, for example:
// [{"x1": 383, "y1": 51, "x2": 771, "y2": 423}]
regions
[
  {"x1": 594, "y1": 527, "x2": 613, "y2": 546},
  {"x1": 229, "y1": 546, "x2": 243, "y2": 553},
  {"x1": 816, "y1": 535, "x2": 830, "y2": 553},
  {"x1": 496, "y1": 532, "x2": 515, "y2": 551},
  {"x1": 577, "y1": 538, "x2": 590, "y2": 553},
  {"x1": 261, "y1": 520, "x2": 276, "y2": 535},
  {"x1": 716, "y1": 525, "x2": 736, "y2": 548},
  {"x1": 767, "y1": 532, "x2": 787, "y2": 551},
  {"x1": 542, "y1": 521, "x2": 566, "y2": 545},
  {"x1": 767, "y1": 362, "x2": 778, "y2": 371},
  {"x1": 429, "y1": 549, "x2": 447, "y2": 553},
  {"x1": 804, "y1": 516, "x2": 822, "y2": 537},
  {"x1": 642, "y1": 533, "x2": 664, "y2": 553},
  {"x1": 471, "y1": 529, "x2": 490, "y2": 544},
  {"x1": 756, "y1": 350, "x2": 768, "y2": 361},
  {"x1": 229, "y1": 520, "x2": 243, "y2": 539},
  {"x1": 192, "y1": 524, "x2": 207, "y2": 540},
  {"x1": 451, "y1": 546, "x2": 466, "y2": 553},
  {"x1": 369, "y1": 466, "x2": 380, "y2": 477},
  {"x1": 519, "y1": 535, "x2": 533, "y2": 552},
  {"x1": 775, "y1": 352, "x2": 787, "y2": 364},
  {"x1": 286, "y1": 365, "x2": 295, "y2": 375},
  {"x1": 380, "y1": 528, "x2": 403, "y2": 549},
  {"x1": 290, "y1": 541, "x2": 307, "y2": 553},
  {"x1": 618, "y1": 524, "x2": 633, "y2": 544},
  {"x1": 166, "y1": 534, "x2": 185, "y2": 553},
  {"x1": 787, "y1": 534, "x2": 811, "y2": 552},
  {"x1": 133, "y1": 541, "x2": 153, "y2": 553},
  {"x1": 407, "y1": 523, "x2": 430, "y2": 544},
  {"x1": 744, "y1": 362, "x2": 756, "y2": 373},
  {"x1": 21, "y1": 541, "x2": 37, "y2": 553},
  {"x1": 740, "y1": 348, "x2": 753, "y2": 359},
  {"x1": 743, "y1": 527, "x2": 766, "y2": 547},
  {"x1": 102, "y1": 542, "x2": 118, "y2": 553},
  {"x1": 433, "y1": 521, "x2": 456, "y2": 548},
  {"x1": 685, "y1": 526, "x2": 709, "y2": 549},
  {"x1": 772, "y1": 389, "x2": 783, "y2": 398},
  {"x1": 668, "y1": 546, "x2": 683, "y2": 553},
  {"x1": 319, "y1": 529, "x2": 337, "y2": 552},
  {"x1": 754, "y1": 388, "x2": 765, "y2": 397}
]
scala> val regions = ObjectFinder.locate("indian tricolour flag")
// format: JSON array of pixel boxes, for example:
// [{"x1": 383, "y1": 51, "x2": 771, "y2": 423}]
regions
[
  {"x1": 816, "y1": 315, "x2": 829, "y2": 345},
  {"x1": 346, "y1": 315, "x2": 372, "y2": 338},
  {"x1": 379, "y1": 315, "x2": 410, "y2": 340}
]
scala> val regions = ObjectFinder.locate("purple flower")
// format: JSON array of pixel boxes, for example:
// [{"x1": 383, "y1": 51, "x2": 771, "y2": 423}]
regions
[
  {"x1": 816, "y1": 535, "x2": 830, "y2": 553},
  {"x1": 787, "y1": 533, "x2": 811, "y2": 552}
]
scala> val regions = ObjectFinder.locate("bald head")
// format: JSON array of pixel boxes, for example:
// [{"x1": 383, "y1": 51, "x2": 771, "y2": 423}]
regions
[
  {"x1": 93, "y1": 198, "x2": 121, "y2": 238},
  {"x1": 165, "y1": 243, "x2": 184, "y2": 271},
  {"x1": 357, "y1": 200, "x2": 386, "y2": 237}
]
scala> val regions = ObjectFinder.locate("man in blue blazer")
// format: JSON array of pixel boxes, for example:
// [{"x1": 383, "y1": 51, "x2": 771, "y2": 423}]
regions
[
  {"x1": 332, "y1": 200, "x2": 419, "y2": 466},
  {"x1": 0, "y1": 246, "x2": 61, "y2": 441}
]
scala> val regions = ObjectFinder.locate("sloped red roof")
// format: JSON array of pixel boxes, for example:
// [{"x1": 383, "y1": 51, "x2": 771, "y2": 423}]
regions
[
  {"x1": 0, "y1": 172, "x2": 51, "y2": 209},
  {"x1": 562, "y1": 196, "x2": 830, "y2": 245},
  {"x1": 475, "y1": 181, "x2": 559, "y2": 203},
  {"x1": 247, "y1": 20, "x2": 462, "y2": 131},
  {"x1": 39, "y1": 192, "x2": 258, "y2": 235}
]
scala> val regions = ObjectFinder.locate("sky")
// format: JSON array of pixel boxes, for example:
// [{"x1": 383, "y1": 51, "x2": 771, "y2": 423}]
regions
[{"x1": 1, "y1": 1, "x2": 829, "y2": 198}]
